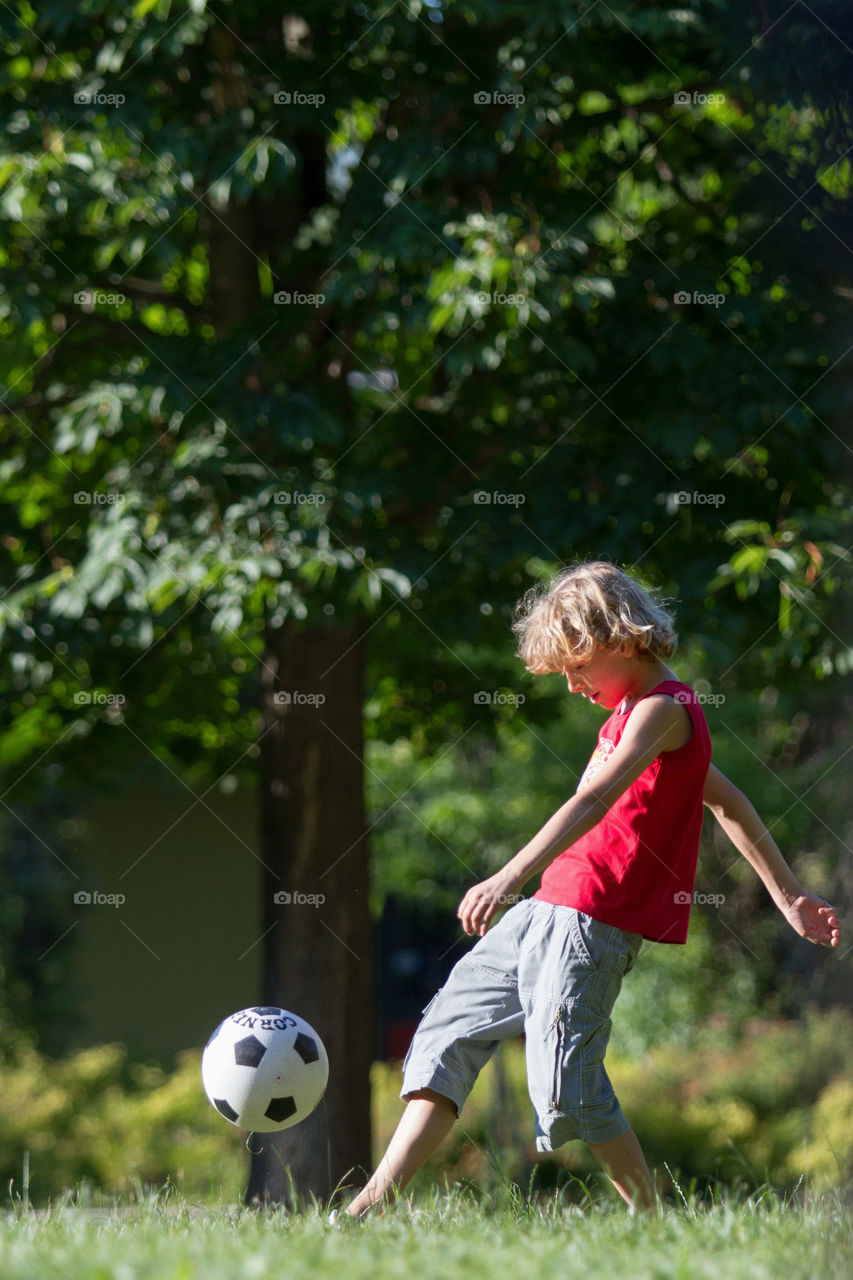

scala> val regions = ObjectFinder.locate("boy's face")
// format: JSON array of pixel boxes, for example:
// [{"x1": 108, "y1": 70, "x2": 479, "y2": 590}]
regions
[{"x1": 562, "y1": 643, "x2": 636, "y2": 709}]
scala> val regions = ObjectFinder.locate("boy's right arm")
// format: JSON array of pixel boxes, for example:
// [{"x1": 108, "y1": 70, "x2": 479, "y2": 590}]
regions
[
  {"x1": 703, "y1": 764, "x2": 841, "y2": 948},
  {"x1": 458, "y1": 693, "x2": 690, "y2": 936}
]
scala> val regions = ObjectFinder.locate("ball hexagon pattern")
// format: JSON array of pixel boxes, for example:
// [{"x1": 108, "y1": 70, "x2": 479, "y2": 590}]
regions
[{"x1": 201, "y1": 1006, "x2": 329, "y2": 1132}]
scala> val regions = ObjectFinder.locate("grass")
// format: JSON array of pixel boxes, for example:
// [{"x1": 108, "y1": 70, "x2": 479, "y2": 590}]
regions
[{"x1": 1, "y1": 1185, "x2": 851, "y2": 1280}]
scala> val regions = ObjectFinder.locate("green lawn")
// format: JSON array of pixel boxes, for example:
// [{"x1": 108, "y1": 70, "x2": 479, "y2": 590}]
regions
[{"x1": 2, "y1": 1189, "x2": 851, "y2": 1280}]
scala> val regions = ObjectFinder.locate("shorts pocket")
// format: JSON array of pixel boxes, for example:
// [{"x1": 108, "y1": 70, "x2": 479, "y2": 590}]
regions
[
  {"x1": 573, "y1": 912, "x2": 632, "y2": 971},
  {"x1": 576, "y1": 1005, "x2": 616, "y2": 1107},
  {"x1": 568, "y1": 911, "x2": 595, "y2": 968},
  {"x1": 544, "y1": 1001, "x2": 615, "y2": 1114},
  {"x1": 420, "y1": 989, "x2": 442, "y2": 1018},
  {"x1": 402, "y1": 988, "x2": 444, "y2": 1074},
  {"x1": 622, "y1": 933, "x2": 643, "y2": 975},
  {"x1": 547, "y1": 1004, "x2": 566, "y2": 1111}
]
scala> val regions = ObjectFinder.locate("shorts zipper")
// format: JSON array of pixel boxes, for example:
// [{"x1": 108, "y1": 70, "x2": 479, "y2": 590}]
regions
[{"x1": 551, "y1": 1006, "x2": 563, "y2": 1110}]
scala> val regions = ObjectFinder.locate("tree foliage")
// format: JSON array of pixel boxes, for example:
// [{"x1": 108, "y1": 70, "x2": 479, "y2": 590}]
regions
[{"x1": 0, "y1": 0, "x2": 850, "y2": 1120}]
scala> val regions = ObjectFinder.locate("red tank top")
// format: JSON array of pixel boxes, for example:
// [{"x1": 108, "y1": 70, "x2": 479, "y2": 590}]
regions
[{"x1": 534, "y1": 680, "x2": 712, "y2": 943}]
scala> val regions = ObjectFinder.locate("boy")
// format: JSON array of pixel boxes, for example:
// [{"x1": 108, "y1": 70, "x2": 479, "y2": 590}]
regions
[{"x1": 343, "y1": 561, "x2": 841, "y2": 1216}]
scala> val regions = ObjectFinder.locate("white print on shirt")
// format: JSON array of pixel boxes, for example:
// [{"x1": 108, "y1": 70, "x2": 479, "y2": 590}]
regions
[{"x1": 576, "y1": 738, "x2": 616, "y2": 792}]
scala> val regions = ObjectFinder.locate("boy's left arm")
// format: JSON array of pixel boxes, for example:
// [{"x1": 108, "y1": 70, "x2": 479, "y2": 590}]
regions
[{"x1": 703, "y1": 763, "x2": 841, "y2": 948}]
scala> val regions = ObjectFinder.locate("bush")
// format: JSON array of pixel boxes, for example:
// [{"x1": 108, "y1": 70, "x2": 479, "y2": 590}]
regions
[
  {"x1": 372, "y1": 1007, "x2": 853, "y2": 1202},
  {"x1": 0, "y1": 1042, "x2": 245, "y2": 1205},
  {"x1": 4, "y1": 1008, "x2": 851, "y2": 1206},
  {"x1": 795, "y1": 1075, "x2": 853, "y2": 1191},
  {"x1": 611, "y1": 1007, "x2": 853, "y2": 1191}
]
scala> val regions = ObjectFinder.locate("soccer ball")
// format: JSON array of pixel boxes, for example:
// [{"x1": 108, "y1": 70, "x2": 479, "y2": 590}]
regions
[{"x1": 201, "y1": 1006, "x2": 329, "y2": 1132}]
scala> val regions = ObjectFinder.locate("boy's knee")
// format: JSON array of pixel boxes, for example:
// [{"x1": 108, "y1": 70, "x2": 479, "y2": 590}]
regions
[{"x1": 405, "y1": 1087, "x2": 458, "y2": 1116}]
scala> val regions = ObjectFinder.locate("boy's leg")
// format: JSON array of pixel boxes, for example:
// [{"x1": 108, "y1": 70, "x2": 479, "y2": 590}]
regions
[
  {"x1": 345, "y1": 902, "x2": 534, "y2": 1217},
  {"x1": 345, "y1": 1089, "x2": 457, "y2": 1217},
  {"x1": 587, "y1": 1126, "x2": 657, "y2": 1212}
]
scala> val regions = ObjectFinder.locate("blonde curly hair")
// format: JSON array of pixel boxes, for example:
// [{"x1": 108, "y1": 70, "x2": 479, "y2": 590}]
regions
[{"x1": 512, "y1": 560, "x2": 678, "y2": 674}]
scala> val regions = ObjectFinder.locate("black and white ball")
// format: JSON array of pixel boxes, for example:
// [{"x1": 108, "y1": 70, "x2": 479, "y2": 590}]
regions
[{"x1": 201, "y1": 1006, "x2": 329, "y2": 1132}]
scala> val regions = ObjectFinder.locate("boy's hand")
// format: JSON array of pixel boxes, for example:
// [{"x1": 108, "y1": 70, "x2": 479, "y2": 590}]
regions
[
  {"x1": 781, "y1": 893, "x2": 841, "y2": 947},
  {"x1": 457, "y1": 871, "x2": 522, "y2": 937}
]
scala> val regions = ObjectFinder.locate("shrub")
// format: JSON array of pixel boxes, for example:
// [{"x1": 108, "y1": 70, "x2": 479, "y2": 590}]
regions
[
  {"x1": 794, "y1": 1075, "x2": 853, "y2": 1190},
  {"x1": 372, "y1": 1007, "x2": 853, "y2": 1201},
  {"x1": 3, "y1": 1008, "x2": 851, "y2": 1206},
  {"x1": 0, "y1": 1042, "x2": 245, "y2": 1205}
]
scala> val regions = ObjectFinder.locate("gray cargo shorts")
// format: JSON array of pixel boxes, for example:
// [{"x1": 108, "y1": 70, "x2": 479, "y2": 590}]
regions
[{"x1": 401, "y1": 898, "x2": 643, "y2": 1149}]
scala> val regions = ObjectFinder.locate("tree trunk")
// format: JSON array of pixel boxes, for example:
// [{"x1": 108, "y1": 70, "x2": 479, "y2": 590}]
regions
[{"x1": 246, "y1": 617, "x2": 374, "y2": 1208}]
